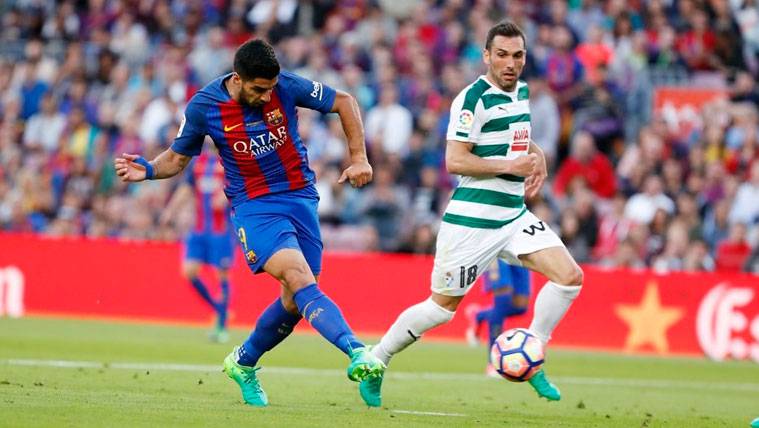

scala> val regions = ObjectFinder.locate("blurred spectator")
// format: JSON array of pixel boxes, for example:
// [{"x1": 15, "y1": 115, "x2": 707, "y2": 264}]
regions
[
  {"x1": 23, "y1": 92, "x2": 65, "y2": 153},
  {"x1": 652, "y1": 219, "x2": 690, "y2": 272},
  {"x1": 715, "y1": 222, "x2": 752, "y2": 271},
  {"x1": 365, "y1": 84, "x2": 413, "y2": 158},
  {"x1": 683, "y1": 239, "x2": 716, "y2": 272},
  {"x1": 625, "y1": 176, "x2": 675, "y2": 224},
  {"x1": 729, "y1": 161, "x2": 759, "y2": 225},
  {"x1": 607, "y1": 237, "x2": 646, "y2": 269},
  {"x1": 529, "y1": 77, "x2": 561, "y2": 168},
  {"x1": 554, "y1": 131, "x2": 617, "y2": 199},
  {"x1": 575, "y1": 24, "x2": 613, "y2": 85}
]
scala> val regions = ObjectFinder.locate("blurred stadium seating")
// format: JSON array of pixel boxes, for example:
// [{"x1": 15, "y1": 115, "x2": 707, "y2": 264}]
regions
[{"x1": 0, "y1": 0, "x2": 758, "y2": 274}]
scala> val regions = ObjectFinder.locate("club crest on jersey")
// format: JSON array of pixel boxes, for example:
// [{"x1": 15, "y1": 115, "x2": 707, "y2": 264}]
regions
[
  {"x1": 444, "y1": 272, "x2": 454, "y2": 287},
  {"x1": 246, "y1": 250, "x2": 257, "y2": 264},
  {"x1": 265, "y1": 108, "x2": 284, "y2": 126}
]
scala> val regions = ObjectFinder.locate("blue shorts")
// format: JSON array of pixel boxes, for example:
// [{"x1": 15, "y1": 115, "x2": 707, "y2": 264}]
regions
[
  {"x1": 484, "y1": 261, "x2": 531, "y2": 297},
  {"x1": 231, "y1": 186, "x2": 322, "y2": 276},
  {"x1": 184, "y1": 231, "x2": 234, "y2": 269}
]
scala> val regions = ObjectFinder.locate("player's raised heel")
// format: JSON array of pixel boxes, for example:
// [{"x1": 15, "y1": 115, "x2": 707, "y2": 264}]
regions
[
  {"x1": 347, "y1": 347, "x2": 386, "y2": 382},
  {"x1": 527, "y1": 370, "x2": 561, "y2": 401},
  {"x1": 223, "y1": 347, "x2": 268, "y2": 406}
]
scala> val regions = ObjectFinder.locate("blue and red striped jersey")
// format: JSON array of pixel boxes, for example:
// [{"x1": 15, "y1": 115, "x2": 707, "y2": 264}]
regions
[
  {"x1": 171, "y1": 70, "x2": 336, "y2": 207},
  {"x1": 185, "y1": 152, "x2": 230, "y2": 234}
]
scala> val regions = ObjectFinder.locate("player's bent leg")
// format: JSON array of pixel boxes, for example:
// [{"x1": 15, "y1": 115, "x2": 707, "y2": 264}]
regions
[
  {"x1": 362, "y1": 293, "x2": 458, "y2": 407},
  {"x1": 518, "y1": 247, "x2": 582, "y2": 402},
  {"x1": 518, "y1": 246, "x2": 582, "y2": 344},
  {"x1": 372, "y1": 293, "x2": 460, "y2": 365},
  {"x1": 266, "y1": 249, "x2": 385, "y2": 386}
]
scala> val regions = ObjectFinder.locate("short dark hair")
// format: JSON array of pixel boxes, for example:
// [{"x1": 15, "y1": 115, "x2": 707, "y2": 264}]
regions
[
  {"x1": 233, "y1": 39, "x2": 280, "y2": 80},
  {"x1": 485, "y1": 21, "x2": 526, "y2": 51}
]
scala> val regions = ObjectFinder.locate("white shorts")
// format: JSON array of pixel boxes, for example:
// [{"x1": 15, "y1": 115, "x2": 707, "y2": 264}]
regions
[{"x1": 431, "y1": 210, "x2": 565, "y2": 296}]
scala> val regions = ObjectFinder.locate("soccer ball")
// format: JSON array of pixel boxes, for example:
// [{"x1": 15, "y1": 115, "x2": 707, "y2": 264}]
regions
[{"x1": 490, "y1": 328, "x2": 545, "y2": 382}]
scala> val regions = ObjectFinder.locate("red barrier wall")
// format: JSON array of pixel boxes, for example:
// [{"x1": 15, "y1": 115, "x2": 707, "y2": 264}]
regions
[{"x1": 1, "y1": 233, "x2": 757, "y2": 361}]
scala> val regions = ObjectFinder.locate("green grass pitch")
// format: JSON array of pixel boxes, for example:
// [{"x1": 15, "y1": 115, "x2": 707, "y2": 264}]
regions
[{"x1": 1, "y1": 317, "x2": 757, "y2": 427}]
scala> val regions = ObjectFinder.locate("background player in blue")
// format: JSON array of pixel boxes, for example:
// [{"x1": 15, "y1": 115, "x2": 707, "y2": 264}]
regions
[
  {"x1": 114, "y1": 39, "x2": 385, "y2": 407},
  {"x1": 160, "y1": 146, "x2": 233, "y2": 343},
  {"x1": 465, "y1": 259, "x2": 531, "y2": 376}
]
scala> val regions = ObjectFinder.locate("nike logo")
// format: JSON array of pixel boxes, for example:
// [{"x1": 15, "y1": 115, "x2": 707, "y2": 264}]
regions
[
  {"x1": 498, "y1": 106, "x2": 510, "y2": 112},
  {"x1": 224, "y1": 123, "x2": 243, "y2": 132},
  {"x1": 407, "y1": 329, "x2": 420, "y2": 341}
]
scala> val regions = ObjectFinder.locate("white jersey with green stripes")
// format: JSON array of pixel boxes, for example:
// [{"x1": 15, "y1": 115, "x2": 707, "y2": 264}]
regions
[{"x1": 443, "y1": 75, "x2": 531, "y2": 229}]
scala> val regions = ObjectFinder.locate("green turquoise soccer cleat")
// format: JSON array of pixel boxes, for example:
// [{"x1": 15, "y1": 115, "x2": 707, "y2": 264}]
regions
[
  {"x1": 527, "y1": 369, "x2": 561, "y2": 401},
  {"x1": 359, "y1": 372, "x2": 384, "y2": 407},
  {"x1": 750, "y1": 417, "x2": 759, "y2": 428},
  {"x1": 223, "y1": 347, "x2": 268, "y2": 406},
  {"x1": 347, "y1": 346, "x2": 386, "y2": 382}
]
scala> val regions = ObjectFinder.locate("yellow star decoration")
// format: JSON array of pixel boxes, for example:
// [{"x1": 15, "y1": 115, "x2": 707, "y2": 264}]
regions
[{"x1": 614, "y1": 281, "x2": 685, "y2": 354}]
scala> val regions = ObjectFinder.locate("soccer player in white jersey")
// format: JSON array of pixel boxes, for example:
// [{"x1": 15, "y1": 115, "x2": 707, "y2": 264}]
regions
[{"x1": 359, "y1": 21, "x2": 583, "y2": 407}]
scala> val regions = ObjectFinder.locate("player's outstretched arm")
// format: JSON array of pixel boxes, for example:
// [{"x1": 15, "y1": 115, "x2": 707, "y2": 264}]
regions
[
  {"x1": 446, "y1": 140, "x2": 538, "y2": 178},
  {"x1": 524, "y1": 140, "x2": 548, "y2": 198},
  {"x1": 114, "y1": 149, "x2": 192, "y2": 183},
  {"x1": 331, "y1": 90, "x2": 372, "y2": 188}
]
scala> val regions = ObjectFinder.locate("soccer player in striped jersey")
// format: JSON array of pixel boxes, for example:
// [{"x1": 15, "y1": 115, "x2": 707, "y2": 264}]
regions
[
  {"x1": 114, "y1": 39, "x2": 385, "y2": 407},
  {"x1": 160, "y1": 147, "x2": 233, "y2": 343},
  {"x1": 361, "y1": 21, "x2": 583, "y2": 406}
]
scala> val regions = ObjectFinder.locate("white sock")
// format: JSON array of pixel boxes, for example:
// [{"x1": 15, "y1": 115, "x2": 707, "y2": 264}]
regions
[
  {"x1": 371, "y1": 298, "x2": 455, "y2": 365},
  {"x1": 528, "y1": 281, "x2": 581, "y2": 344}
]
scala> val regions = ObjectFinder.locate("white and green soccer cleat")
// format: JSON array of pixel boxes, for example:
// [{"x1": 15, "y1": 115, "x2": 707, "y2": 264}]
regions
[
  {"x1": 346, "y1": 346, "x2": 386, "y2": 382},
  {"x1": 223, "y1": 347, "x2": 268, "y2": 406},
  {"x1": 527, "y1": 369, "x2": 561, "y2": 401}
]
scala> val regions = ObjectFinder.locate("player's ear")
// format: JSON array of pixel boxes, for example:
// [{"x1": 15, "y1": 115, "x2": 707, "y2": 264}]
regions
[
  {"x1": 231, "y1": 72, "x2": 241, "y2": 85},
  {"x1": 483, "y1": 48, "x2": 491, "y2": 66}
]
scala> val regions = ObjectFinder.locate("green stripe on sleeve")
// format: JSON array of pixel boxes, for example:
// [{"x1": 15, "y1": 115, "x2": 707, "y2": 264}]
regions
[{"x1": 461, "y1": 79, "x2": 490, "y2": 112}]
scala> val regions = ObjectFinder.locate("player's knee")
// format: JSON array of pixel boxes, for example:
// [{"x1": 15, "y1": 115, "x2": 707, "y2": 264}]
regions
[
  {"x1": 279, "y1": 266, "x2": 314, "y2": 291},
  {"x1": 558, "y1": 266, "x2": 583, "y2": 286}
]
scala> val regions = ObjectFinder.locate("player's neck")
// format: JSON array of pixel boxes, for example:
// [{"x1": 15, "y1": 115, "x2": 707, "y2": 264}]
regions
[
  {"x1": 224, "y1": 78, "x2": 242, "y2": 103},
  {"x1": 484, "y1": 72, "x2": 517, "y2": 93}
]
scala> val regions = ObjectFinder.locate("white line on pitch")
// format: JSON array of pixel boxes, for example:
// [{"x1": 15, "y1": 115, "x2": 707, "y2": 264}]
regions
[
  {"x1": 4, "y1": 358, "x2": 759, "y2": 393},
  {"x1": 391, "y1": 410, "x2": 466, "y2": 417}
]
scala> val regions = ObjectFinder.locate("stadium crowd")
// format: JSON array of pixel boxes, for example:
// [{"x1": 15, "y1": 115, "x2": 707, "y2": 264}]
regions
[{"x1": 1, "y1": 0, "x2": 758, "y2": 274}]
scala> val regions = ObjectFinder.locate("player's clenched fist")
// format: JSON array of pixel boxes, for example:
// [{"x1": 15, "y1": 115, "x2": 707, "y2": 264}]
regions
[
  {"x1": 114, "y1": 153, "x2": 148, "y2": 182},
  {"x1": 508, "y1": 153, "x2": 539, "y2": 177},
  {"x1": 338, "y1": 160, "x2": 373, "y2": 188}
]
